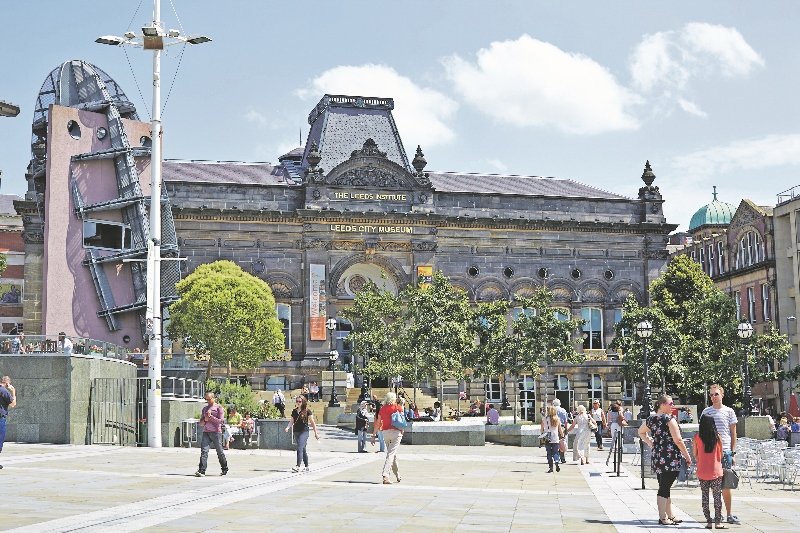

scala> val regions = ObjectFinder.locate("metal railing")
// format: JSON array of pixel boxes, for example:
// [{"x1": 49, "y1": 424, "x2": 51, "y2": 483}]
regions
[
  {"x1": 0, "y1": 334, "x2": 126, "y2": 360},
  {"x1": 90, "y1": 377, "x2": 137, "y2": 446},
  {"x1": 777, "y1": 185, "x2": 800, "y2": 205}
]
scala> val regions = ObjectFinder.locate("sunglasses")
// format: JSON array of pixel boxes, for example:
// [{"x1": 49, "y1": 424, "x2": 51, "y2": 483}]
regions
[
  {"x1": 667, "y1": 402, "x2": 674, "y2": 406},
  {"x1": 295, "y1": 399, "x2": 303, "y2": 404},
  {"x1": 710, "y1": 393, "x2": 720, "y2": 397}
]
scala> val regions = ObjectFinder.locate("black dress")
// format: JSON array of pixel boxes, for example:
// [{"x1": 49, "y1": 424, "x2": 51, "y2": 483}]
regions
[{"x1": 646, "y1": 413, "x2": 681, "y2": 474}]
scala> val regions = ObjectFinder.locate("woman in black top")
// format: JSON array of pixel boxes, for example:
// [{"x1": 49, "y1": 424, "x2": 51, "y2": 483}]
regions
[{"x1": 284, "y1": 396, "x2": 319, "y2": 472}]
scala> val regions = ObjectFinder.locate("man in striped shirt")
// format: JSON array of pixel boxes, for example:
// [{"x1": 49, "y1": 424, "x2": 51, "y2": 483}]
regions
[{"x1": 701, "y1": 384, "x2": 739, "y2": 525}]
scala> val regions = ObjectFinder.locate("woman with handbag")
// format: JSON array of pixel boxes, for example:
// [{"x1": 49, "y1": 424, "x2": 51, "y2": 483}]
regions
[
  {"x1": 638, "y1": 395, "x2": 693, "y2": 526},
  {"x1": 284, "y1": 396, "x2": 319, "y2": 472},
  {"x1": 566, "y1": 404, "x2": 593, "y2": 465},
  {"x1": 541, "y1": 405, "x2": 562, "y2": 473},
  {"x1": 372, "y1": 391, "x2": 404, "y2": 484},
  {"x1": 591, "y1": 400, "x2": 606, "y2": 450},
  {"x1": 693, "y1": 415, "x2": 727, "y2": 530}
]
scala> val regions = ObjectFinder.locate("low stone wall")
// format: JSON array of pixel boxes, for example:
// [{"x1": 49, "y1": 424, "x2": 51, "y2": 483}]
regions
[
  {"x1": 323, "y1": 405, "x2": 345, "y2": 424},
  {"x1": 737, "y1": 416, "x2": 773, "y2": 440},
  {"x1": 257, "y1": 419, "x2": 295, "y2": 450},
  {"x1": 402, "y1": 421, "x2": 485, "y2": 446},
  {"x1": 789, "y1": 432, "x2": 800, "y2": 448},
  {"x1": 484, "y1": 424, "x2": 541, "y2": 447},
  {"x1": 336, "y1": 413, "x2": 374, "y2": 434},
  {"x1": 162, "y1": 398, "x2": 205, "y2": 447}
]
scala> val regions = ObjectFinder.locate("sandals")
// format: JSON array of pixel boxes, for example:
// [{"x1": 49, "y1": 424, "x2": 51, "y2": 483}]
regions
[
  {"x1": 382, "y1": 477, "x2": 392, "y2": 484},
  {"x1": 715, "y1": 524, "x2": 728, "y2": 530},
  {"x1": 395, "y1": 475, "x2": 402, "y2": 483},
  {"x1": 704, "y1": 523, "x2": 713, "y2": 530},
  {"x1": 658, "y1": 518, "x2": 675, "y2": 526},
  {"x1": 668, "y1": 517, "x2": 682, "y2": 524}
]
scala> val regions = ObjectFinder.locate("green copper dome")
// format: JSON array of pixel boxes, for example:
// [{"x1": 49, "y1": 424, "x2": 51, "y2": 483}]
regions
[{"x1": 689, "y1": 187, "x2": 736, "y2": 231}]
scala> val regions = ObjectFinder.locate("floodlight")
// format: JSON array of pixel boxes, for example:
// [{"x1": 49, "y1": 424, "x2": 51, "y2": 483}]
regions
[
  {"x1": 142, "y1": 25, "x2": 159, "y2": 37},
  {"x1": 96, "y1": 35, "x2": 126, "y2": 46},
  {"x1": 124, "y1": 31, "x2": 136, "y2": 39},
  {"x1": 0, "y1": 100, "x2": 20, "y2": 117},
  {"x1": 185, "y1": 35, "x2": 212, "y2": 45},
  {"x1": 168, "y1": 29, "x2": 180, "y2": 37}
]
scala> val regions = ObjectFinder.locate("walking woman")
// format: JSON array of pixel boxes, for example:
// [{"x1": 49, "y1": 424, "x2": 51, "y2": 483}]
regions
[
  {"x1": 591, "y1": 400, "x2": 607, "y2": 450},
  {"x1": 693, "y1": 415, "x2": 727, "y2": 529},
  {"x1": 566, "y1": 404, "x2": 592, "y2": 465},
  {"x1": 372, "y1": 391, "x2": 404, "y2": 484},
  {"x1": 541, "y1": 405, "x2": 562, "y2": 473},
  {"x1": 284, "y1": 396, "x2": 319, "y2": 472},
  {"x1": 638, "y1": 395, "x2": 693, "y2": 526}
]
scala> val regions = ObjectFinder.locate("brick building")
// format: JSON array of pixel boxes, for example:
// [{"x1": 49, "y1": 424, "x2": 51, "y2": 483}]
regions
[{"x1": 0, "y1": 194, "x2": 24, "y2": 333}]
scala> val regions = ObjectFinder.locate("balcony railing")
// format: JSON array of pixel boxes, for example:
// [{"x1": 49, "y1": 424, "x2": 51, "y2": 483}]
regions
[{"x1": 0, "y1": 334, "x2": 126, "y2": 360}]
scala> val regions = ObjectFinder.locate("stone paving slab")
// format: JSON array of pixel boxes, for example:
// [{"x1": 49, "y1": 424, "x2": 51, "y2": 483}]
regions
[{"x1": 0, "y1": 426, "x2": 797, "y2": 532}]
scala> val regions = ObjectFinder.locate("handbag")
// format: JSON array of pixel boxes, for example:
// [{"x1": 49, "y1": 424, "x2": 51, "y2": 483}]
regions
[
  {"x1": 391, "y1": 409, "x2": 408, "y2": 430},
  {"x1": 588, "y1": 417, "x2": 598, "y2": 432},
  {"x1": 721, "y1": 468, "x2": 739, "y2": 490},
  {"x1": 558, "y1": 423, "x2": 567, "y2": 453},
  {"x1": 539, "y1": 432, "x2": 552, "y2": 445}
]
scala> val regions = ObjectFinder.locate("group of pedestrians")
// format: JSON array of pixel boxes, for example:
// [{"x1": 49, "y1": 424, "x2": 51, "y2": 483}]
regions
[{"x1": 638, "y1": 384, "x2": 740, "y2": 528}]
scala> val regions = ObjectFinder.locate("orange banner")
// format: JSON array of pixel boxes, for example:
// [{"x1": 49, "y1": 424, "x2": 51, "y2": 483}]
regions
[
  {"x1": 417, "y1": 265, "x2": 433, "y2": 287},
  {"x1": 310, "y1": 264, "x2": 327, "y2": 340}
]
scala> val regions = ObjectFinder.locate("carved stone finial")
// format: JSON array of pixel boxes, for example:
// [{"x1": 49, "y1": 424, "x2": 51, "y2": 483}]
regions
[
  {"x1": 641, "y1": 160, "x2": 656, "y2": 187},
  {"x1": 306, "y1": 141, "x2": 321, "y2": 169},
  {"x1": 351, "y1": 138, "x2": 387, "y2": 159},
  {"x1": 712, "y1": 185, "x2": 718, "y2": 201},
  {"x1": 412, "y1": 145, "x2": 428, "y2": 174}
]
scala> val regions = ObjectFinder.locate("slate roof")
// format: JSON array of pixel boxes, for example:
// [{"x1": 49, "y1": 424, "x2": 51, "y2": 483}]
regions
[
  {"x1": 163, "y1": 161, "x2": 290, "y2": 186},
  {"x1": 0, "y1": 194, "x2": 23, "y2": 215},
  {"x1": 162, "y1": 160, "x2": 628, "y2": 200},
  {"x1": 428, "y1": 172, "x2": 628, "y2": 200}
]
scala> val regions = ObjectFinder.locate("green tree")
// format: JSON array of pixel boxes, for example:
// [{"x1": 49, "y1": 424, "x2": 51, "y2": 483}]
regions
[
  {"x1": 339, "y1": 280, "x2": 407, "y2": 382},
  {"x1": 749, "y1": 321, "x2": 792, "y2": 386},
  {"x1": 404, "y1": 271, "x2": 475, "y2": 407},
  {"x1": 167, "y1": 260, "x2": 285, "y2": 379}
]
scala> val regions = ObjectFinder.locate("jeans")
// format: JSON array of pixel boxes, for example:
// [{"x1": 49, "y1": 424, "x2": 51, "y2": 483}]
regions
[
  {"x1": 295, "y1": 429, "x2": 309, "y2": 467},
  {"x1": 0, "y1": 417, "x2": 6, "y2": 453},
  {"x1": 377, "y1": 430, "x2": 385, "y2": 452},
  {"x1": 198, "y1": 431, "x2": 227, "y2": 473},
  {"x1": 545, "y1": 442, "x2": 560, "y2": 468},
  {"x1": 381, "y1": 429, "x2": 402, "y2": 479},
  {"x1": 357, "y1": 428, "x2": 367, "y2": 452},
  {"x1": 594, "y1": 420, "x2": 604, "y2": 447}
]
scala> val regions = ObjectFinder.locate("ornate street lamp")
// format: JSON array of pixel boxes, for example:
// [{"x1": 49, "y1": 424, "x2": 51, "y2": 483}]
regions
[
  {"x1": 737, "y1": 321, "x2": 754, "y2": 417},
  {"x1": 636, "y1": 320, "x2": 654, "y2": 419},
  {"x1": 326, "y1": 318, "x2": 340, "y2": 407},
  {"x1": 636, "y1": 319, "x2": 653, "y2": 490}
]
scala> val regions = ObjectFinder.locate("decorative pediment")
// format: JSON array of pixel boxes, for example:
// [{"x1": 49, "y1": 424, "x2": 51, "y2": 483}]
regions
[{"x1": 320, "y1": 139, "x2": 432, "y2": 190}]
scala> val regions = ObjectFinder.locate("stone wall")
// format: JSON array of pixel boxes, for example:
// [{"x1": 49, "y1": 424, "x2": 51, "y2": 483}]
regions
[{"x1": 0, "y1": 354, "x2": 136, "y2": 444}]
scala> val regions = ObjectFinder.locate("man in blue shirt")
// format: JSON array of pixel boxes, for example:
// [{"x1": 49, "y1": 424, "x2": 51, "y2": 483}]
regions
[
  {"x1": 10, "y1": 333, "x2": 25, "y2": 354},
  {"x1": 0, "y1": 375, "x2": 17, "y2": 469}
]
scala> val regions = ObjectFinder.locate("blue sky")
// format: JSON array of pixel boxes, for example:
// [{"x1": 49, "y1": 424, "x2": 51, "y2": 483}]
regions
[{"x1": 1, "y1": 1, "x2": 798, "y2": 230}]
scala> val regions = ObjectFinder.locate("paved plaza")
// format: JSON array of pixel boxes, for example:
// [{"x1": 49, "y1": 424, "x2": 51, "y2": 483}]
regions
[{"x1": 0, "y1": 426, "x2": 797, "y2": 532}]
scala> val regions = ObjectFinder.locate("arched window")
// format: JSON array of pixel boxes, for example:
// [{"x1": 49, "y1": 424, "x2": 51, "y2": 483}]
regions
[
  {"x1": 336, "y1": 318, "x2": 353, "y2": 367},
  {"x1": 588, "y1": 374, "x2": 603, "y2": 405},
  {"x1": 717, "y1": 242, "x2": 725, "y2": 274},
  {"x1": 554, "y1": 308, "x2": 570, "y2": 322}
]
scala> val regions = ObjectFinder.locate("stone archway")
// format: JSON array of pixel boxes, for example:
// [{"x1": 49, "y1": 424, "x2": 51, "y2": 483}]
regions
[{"x1": 330, "y1": 254, "x2": 406, "y2": 298}]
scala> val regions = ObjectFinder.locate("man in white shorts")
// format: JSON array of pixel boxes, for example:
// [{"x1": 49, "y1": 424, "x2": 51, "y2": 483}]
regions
[{"x1": 701, "y1": 384, "x2": 739, "y2": 525}]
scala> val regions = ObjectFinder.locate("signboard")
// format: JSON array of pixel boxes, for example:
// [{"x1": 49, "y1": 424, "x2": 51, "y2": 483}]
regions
[
  {"x1": 309, "y1": 264, "x2": 327, "y2": 340},
  {"x1": 417, "y1": 266, "x2": 432, "y2": 287},
  {"x1": 0, "y1": 283, "x2": 22, "y2": 304}
]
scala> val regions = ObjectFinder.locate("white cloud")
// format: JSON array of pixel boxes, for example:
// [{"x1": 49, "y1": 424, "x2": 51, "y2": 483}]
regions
[
  {"x1": 672, "y1": 134, "x2": 800, "y2": 177},
  {"x1": 442, "y1": 34, "x2": 640, "y2": 135},
  {"x1": 677, "y1": 99, "x2": 707, "y2": 118},
  {"x1": 630, "y1": 23, "x2": 764, "y2": 115},
  {"x1": 244, "y1": 109, "x2": 268, "y2": 127},
  {"x1": 295, "y1": 64, "x2": 458, "y2": 148}
]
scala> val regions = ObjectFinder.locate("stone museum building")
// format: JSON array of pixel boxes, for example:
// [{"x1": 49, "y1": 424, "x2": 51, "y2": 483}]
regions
[{"x1": 15, "y1": 61, "x2": 678, "y2": 417}]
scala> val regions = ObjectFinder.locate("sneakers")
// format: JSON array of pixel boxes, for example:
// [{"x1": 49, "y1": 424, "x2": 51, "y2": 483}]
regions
[
  {"x1": 555, "y1": 463, "x2": 560, "y2": 472},
  {"x1": 195, "y1": 471, "x2": 205, "y2": 477},
  {"x1": 291, "y1": 465, "x2": 300, "y2": 472},
  {"x1": 727, "y1": 516, "x2": 740, "y2": 525},
  {"x1": 221, "y1": 468, "x2": 229, "y2": 476},
  {"x1": 303, "y1": 467, "x2": 310, "y2": 473}
]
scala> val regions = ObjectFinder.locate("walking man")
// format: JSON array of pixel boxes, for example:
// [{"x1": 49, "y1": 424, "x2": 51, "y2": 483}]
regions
[
  {"x1": 196, "y1": 392, "x2": 228, "y2": 477},
  {"x1": 0, "y1": 376, "x2": 17, "y2": 469},
  {"x1": 701, "y1": 384, "x2": 739, "y2": 525},
  {"x1": 272, "y1": 389, "x2": 286, "y2": 418},
  {"x1": 11, "y1": 333, "x2": 25, "y2": 354}
]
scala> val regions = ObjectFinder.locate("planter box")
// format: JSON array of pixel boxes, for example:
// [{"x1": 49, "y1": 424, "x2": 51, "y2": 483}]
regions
[
  {"x1": 485, "y1": 424, "x2": 541, "y2": 447},
  {"x1": 402, "y1": 420, "x2": 485, "y2": 446},
  {"x1": 323, "y1": 405, "x2": 345, "y2": 424},
  {"x1": 257, "y1": 419, "x2": 295, "y2": 450}
]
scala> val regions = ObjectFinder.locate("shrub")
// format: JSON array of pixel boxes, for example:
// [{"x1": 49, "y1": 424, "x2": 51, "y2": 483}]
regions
[{"x1": 206, "y1": 380, "x2": 258, "y2": 416}]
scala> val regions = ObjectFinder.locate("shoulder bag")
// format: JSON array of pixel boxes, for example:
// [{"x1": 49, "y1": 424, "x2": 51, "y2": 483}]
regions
[
  {"x1": 588, "y1": 416, "x2": 598, "y2": 432},
  {"x1": 391, "y1": 407, "x2": 408, "y2": 430},
  {"x1": 558, "y1": 423, "x2": 567, "y2": 453},
  {"x1": 722, "y1": 467, "x2": 739, "y2": 490}
]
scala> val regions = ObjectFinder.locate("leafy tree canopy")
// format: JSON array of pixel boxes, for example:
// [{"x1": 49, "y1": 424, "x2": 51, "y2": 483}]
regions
[{"x1": 167, "y1": 260, "x2": 285, "y2": 378}]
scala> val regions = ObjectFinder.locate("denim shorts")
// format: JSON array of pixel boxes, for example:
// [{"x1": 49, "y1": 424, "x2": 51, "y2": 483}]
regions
[{"x1": 722, "y1": 450, "x2": 733, "y2": 469}]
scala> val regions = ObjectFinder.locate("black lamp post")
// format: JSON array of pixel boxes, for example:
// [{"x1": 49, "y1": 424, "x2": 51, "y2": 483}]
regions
[
  {"x1": 326, "y1": 318, "x2": 340, "y2": 407},
  {"x1": 636, "y1": 319, "x2": 653, "y2": 490},
  {"x1": 737, "y1": 321, "x2": 754, "y2": 417},
  {"x1": 358, "y1": 349, "x2": 370, "y2": 403}
]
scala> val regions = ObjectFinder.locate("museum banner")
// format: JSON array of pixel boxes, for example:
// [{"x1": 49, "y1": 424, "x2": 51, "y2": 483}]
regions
[
  {"x1": 309, "y1": 264, "x2": 327, "y2": 340},
  {"x1": 417, "y1": 266, "x2": 433, "y2": 287}
]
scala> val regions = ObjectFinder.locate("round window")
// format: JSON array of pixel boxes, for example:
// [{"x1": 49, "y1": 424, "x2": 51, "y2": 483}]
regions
[
  {"x1": 468, "y1": 265, "x2": 480, "y2": 277},
  {"x1": 503, "y1": 266, "x2": 514, "y2": 278},
  {"x1": 604, "y1": 269, "x2": 614, "y2": 281},
  {"x1": 96, "y1": 127, "x2": 107, "y2": 140},
  {"x1": 537, "y1": 267, "x2": 548, "y2": 279},
  {"x1": 67, "y1": 120, "x2": 81, "y2": 140},
  {"x1": 571, "y1": 268, "x2": 582, "y2": 279}
]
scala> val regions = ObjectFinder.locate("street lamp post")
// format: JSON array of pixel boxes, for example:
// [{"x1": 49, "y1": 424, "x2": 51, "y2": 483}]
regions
[
  {"x1": 96, "y1": 0, "x2": 210, "y2": 448},
  {"x1": 737, "y1": 322, "x2": 754, "y2": 416},
  {"x1": 326, "y1": 318, "x2": 340, "y2": 407},
  {"x1": 636, "y1": 319, "x2": 653, "y2": 490},
  {"x1": 786, "y1": 316, "x2": 796, "y2": 412}
]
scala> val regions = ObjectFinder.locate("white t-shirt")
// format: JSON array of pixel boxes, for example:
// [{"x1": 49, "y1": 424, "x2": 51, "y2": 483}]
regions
[
  {"x1": 701, "y1": 405, "x2": 737, "y2": 451},
  {"x1": 591, "y1": 407, "x2": 604, "y2": 422},
  {"x1": 542, "y1": 417, "x2": 560, "y2": 443}
]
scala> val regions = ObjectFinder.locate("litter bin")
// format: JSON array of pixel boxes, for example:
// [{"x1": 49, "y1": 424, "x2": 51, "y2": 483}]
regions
[{"x1": 181, "y1": 419, "x2": 200, "y2": 448}]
